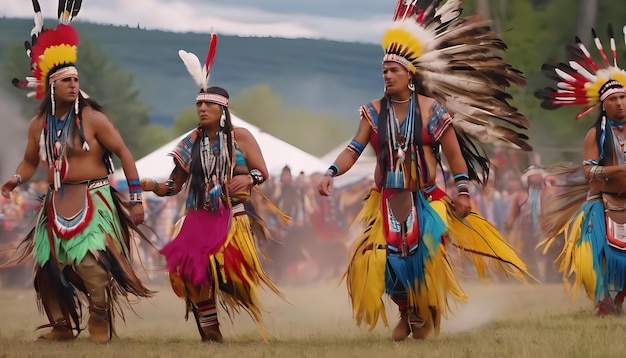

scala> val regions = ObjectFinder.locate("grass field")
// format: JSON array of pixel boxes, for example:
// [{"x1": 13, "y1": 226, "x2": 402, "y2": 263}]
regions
[{"x1": 0, "y1": 277, "x2": 624, "y2": 358}]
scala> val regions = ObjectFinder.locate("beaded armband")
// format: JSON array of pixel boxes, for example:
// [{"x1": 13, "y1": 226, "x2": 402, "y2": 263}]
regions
[
  {"x1": 128, "y1": 179, "x2": 142, "y2": 203},
  {"x1": 165, "y1": 178, "x2": 176, "y2": 196},
  {"x1": 346, "y1": 140, "x2": 364, "y2": 156},
  {"x1": 249, "y1": 169, "x2": 265, "y2": 185}
]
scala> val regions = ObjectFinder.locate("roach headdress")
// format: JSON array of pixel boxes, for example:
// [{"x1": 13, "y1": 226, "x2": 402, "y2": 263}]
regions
[
  {"x1": 535, "y1": 24, "x2": 626, "y2": 119},
  {"x1": 13, "y1": 0, "x2": 82, "y2": 106},
  {"x1": 382, "y1": 0, "x2": 531, "y2": 151}
]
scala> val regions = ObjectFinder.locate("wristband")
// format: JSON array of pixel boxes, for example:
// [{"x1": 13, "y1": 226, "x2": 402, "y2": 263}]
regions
[
  {"x1": 129, "y1": 192, "x2": 142, "y2": 204},
  {"x1": 325, "y1": 164, "x2": 339, "y2": 177},
  {"x1": 165, "y1": 178, "x2": 175, "y2": 196},
  {"x1": 14, "y1": 174, "x2": 22, "y2": 186},
  {"x1": 453, "y1": 173, "x2": 470, "y2": 182},
  {"x1": 249, "y1": 168, "x2": 265, "y2": 185},
  {"x1": 128, "y1": 178, "x2": 142, "y2": 194}
]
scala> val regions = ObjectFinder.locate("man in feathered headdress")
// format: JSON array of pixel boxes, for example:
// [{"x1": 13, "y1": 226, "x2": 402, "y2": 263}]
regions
[
  {"x1": 537, "y1": 25, "x2": 626, "y2": 315},
  {"x1": 1, "y1": 1, "x2": 153, "y2": 343},
  {"x1": 318, "y1": 0, "x2": 533, "y2": 341}
]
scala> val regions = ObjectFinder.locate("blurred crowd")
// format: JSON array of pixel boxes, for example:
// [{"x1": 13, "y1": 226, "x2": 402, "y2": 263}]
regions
[{"x1": 1, "y1": 157, "x2": 562, "y2": 288}]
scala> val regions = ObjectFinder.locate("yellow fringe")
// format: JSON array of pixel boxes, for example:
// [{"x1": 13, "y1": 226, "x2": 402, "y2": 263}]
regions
[
  {"x1": 344, "y1": 190, "x2": 469, "y2": 335},
  {"x1": 549, "y1": 211, "x2": 596, "y2": 302},
  {"x1": 344, "y1": 190, "x2": 389, "y2": 330},
  {"x1": 434, "y1": 197, "x2": 535, "y2": 283},
  {"x1": 252, "y1": 186, "x2": 291, "y2": 225},
  {"x1": 410, "y1": 231, "x2": 468, "y2": 336},
  {"x1": 211, "y1": 214, "x2": 286, "y2": 342}
]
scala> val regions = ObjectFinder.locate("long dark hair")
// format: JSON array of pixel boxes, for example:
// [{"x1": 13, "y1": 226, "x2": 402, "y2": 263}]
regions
[
  {"x1": 593, "y1": 111, "x2": 614, "y2": 165},
  {"x1": 188, "y1": 86, "x2": 235, "y2": 208}
]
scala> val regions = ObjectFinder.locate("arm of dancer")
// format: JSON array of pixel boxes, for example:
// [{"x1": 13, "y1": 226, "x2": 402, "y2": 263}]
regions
[{"x1": 583, "y1": 127, "x2": 626, "y2": 195}]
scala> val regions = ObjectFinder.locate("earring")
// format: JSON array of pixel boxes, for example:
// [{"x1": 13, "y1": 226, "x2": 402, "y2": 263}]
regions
[
  {"x1": 219, "y1": 109, "x2": 226, "y2": 127},
  {"x1": 408, "y1": 81, "x2": 415, "y2": 92},
  {"x1": 51, "y1": 82, "x2": 56, "y2": 116}
]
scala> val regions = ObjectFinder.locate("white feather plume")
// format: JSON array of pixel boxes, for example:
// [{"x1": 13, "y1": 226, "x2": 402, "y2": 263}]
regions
[{"x1": 178, "y1": 50, "x2": 204, "y2": 90}]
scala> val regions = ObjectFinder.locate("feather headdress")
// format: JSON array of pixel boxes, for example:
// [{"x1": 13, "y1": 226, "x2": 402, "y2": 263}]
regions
[
  {"x1": 535, "y1": 24, "x2": 626, "y2": 119},
  {"x1": 178, "y1": 33, "x2": 229, "y2": 106},
  {"x1": 12, "y1": 0, "x2": 83, "y2": 100},
  {"x1": 382, "y1": 0, "x2": 531, "y2": 151}
]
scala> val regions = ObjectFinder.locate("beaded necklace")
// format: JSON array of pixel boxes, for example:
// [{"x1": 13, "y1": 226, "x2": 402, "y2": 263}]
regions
[
  {"x1": 45, "y1": 111, "x2": 73, "y2": 190},
  {"x1": 385, "y1": 96, "x2": 415, "y2": 189},
  {"x1": 199, "y1": 130, "x2": 228, "y2": 210}
]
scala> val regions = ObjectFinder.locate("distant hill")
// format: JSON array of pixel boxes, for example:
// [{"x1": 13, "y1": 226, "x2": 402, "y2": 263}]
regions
[{"x1": 0, "y1": 18, "x2": 383, "y2": 127}]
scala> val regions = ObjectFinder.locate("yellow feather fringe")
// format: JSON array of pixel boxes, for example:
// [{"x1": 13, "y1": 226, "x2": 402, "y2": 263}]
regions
[
  {"x1": 547, "y1": 211, "x2": 596, "y2": 302},
  {"x1": 344, "y1": 190, "x2": 388, "y2": 331},
  {"x1": 344, "y1": 190, "x2": 468, "y2": 335},
  {"x1": 436, "y1": 197, "x2": 535, "y2": 283},
  {"x1": 210, "y1": 214, "x2": 286, "y2": 342}
]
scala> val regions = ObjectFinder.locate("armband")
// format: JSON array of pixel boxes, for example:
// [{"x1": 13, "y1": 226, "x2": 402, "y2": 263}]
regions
[
  {"x1": 346, "y1": 140, "x2": 364, "y2": 156},
  {"x1": 249, "y1": 168, "x2": 265, "y2": 185},
  {"x1": 590, "y1": 165, "x2": 609, "y2": 182}
]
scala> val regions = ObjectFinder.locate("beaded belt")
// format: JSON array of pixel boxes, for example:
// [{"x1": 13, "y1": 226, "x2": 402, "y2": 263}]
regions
[
  {"x1": 231, "y1": 203, "x2": 245, "y2": 216},
  {"x1": 60, "y1": 177, "x2": 109, "y2": 190}
]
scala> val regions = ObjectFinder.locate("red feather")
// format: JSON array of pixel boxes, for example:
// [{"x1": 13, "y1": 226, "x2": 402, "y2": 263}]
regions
[{"x1": 204, "y1": 33, "x2": 218, "y2": 75}]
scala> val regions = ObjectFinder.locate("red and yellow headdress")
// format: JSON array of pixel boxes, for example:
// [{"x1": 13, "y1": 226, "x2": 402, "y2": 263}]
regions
[
  {"x1": 536, "y1": 24, "x2": 626, "y2": 119},
  {"x1": 380, "y1": 0, "x2": 531, "y2": 151},
  {"x1": 12, "y1": 0, "x2": 82, "y2": 103}
]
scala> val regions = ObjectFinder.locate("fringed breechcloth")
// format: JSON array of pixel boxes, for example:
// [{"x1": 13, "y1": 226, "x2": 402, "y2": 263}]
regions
[
  {"x1": 550, "y1": 200, "x2": 626, "y2": 304},
  {"x1": 163, "y1": 202, "x2": 284, "y2": 341},
  {"x1": 30, "y1": 181, "x2": 153, "y2": 334},
  {"x1": 345, "y1": 189, "x2": 466, "y2": 336},
  {"x1": 425, "y1": 186, "x2": 532, "y2": 282}
]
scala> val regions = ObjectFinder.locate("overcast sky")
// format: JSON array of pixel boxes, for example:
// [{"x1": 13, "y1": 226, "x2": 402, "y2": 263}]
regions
[{"x1": 0, "y1": 0, "x2": 392, "y2": 43}]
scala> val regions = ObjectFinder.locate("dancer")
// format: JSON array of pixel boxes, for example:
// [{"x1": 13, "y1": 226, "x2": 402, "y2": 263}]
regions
[
  {"x1": 319, "y1": 0, "x2": 533, "y2": 341},
  {"x1": 141, "y1": 33, "x2": 284, "y2": 342},
  {"x1": 2, "y1": 0, "x2": 153, "y2": 343},
  {"x1": 537, "y1": 24, "x2": 626, "y2": 315}
]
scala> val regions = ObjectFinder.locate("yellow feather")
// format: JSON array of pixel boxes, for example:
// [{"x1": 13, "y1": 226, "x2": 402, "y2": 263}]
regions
[
  {"x1": 345, "y1": 191, "x2": 388, "y2": 330},
  {"x1": 440, "y1": 197, "x2": 535, "y2": 283},
  {"x1": 39, "y1": 44, "x2": 77, "y2": 87}
]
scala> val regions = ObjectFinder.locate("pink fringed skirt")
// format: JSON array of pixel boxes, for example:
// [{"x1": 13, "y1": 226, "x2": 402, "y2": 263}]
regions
[{"x1": 160, "y1": 205, "x2": 231, "y2": 287}]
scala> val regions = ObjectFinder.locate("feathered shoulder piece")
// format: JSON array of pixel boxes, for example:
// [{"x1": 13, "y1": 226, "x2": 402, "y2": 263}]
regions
[
  {"x1": 178, "y1": 33, "x2": 228, "y2": 106},
  {"x1": 535, "y1": 24, "x2": 626, "y2": 119},
  {"x1": 383, "y1": 0, "x2": 531, "y2": 151},
  {"x1": 12, "y1": 0, "x2": 82, "y2": 99}
]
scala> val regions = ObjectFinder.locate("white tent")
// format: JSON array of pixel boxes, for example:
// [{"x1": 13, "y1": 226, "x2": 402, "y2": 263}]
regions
[{"x1": 113, "y1": 114, "x2": 327, "y2": 186}]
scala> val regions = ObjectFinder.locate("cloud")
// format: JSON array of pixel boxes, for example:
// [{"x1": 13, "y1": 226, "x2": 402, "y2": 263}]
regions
[{"x1": 0, "y1": 0, "x2": 390, "y2": 43}]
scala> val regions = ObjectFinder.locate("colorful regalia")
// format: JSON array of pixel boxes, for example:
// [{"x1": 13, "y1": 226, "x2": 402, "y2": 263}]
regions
[
  {"x1": 341, "y1": 0, "x2": 534, "y2": 340},
  {"x1": 5, "y1": 0, "x2": 153, "y2": 342},
  {"x1": 159, "y1": 33, "x2": 284, "y2": 342},
  {"x1": 536, "y1": 24, "x2": 626, "y2": 314}
]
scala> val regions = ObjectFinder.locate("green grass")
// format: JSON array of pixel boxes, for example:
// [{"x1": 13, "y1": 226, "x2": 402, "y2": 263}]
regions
[{"x1": 1, "y1": 279, "x2": 623, "y2": 358}]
